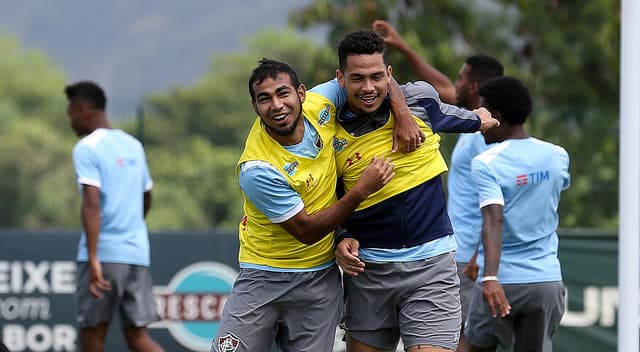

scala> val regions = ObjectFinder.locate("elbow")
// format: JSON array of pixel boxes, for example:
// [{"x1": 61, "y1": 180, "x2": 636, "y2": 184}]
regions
[
  {"x1": 289, "y1": 229, "x2": 323, "y2": 245},
  {"x1": 296, "y1": 232, "x2": 320, "y2": 245}
]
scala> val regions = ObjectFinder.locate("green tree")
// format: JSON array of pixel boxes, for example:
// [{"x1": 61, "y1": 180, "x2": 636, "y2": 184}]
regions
[
  {"x1": 290, "y1": 0, "x2": 620, "y2": 229},
  {"x1": 0, "y1": 36, "x2": 79, "y2": 229}
]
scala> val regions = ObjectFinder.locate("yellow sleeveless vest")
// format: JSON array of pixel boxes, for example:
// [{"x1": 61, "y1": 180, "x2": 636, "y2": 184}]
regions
[
  {"x1": 333, "y1": 113, "x2": 448, "y2": 211},
  {"x1": 236, "y1": 92, "x2": 338, "y2": 269}
]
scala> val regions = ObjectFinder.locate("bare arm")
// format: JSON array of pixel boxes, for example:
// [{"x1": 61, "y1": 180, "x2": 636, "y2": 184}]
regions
[
  {"x1": 280, "y1": 157, "x2": 395, "y2": 245},
  {"x1": 388, "y1": 76, "x2": 425, "y2": 153},
  {"x1": 143, "y1": 191, "x2": 152, "y2": 217},
  {"x1": 373, "y1": 19, "x2": 457, "y2": 104},
  {"x1": 480, "y1": 204, "x2": 510, "y2": 317},
  {"x1": 81, "y1": 185, "x2": 111, "y2": 298}
]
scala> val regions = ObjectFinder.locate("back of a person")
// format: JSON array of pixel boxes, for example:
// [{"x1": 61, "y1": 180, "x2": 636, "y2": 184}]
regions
[
  {"x1": 474, "y1": 136, "x2": 570, "y2": 283},
  {"x1": 98, "y1": 130, "x2": 146, "y2": 229},
  {"x1": 75, "y1": 128, "x2": 150, "y2": 265}
]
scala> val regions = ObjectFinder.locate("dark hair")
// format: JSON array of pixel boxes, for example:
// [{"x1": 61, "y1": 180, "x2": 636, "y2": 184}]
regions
[
  {"x1": 338, "y1": 30, "x2": 387, "y2": 71},
  {"x1": 466, "y1": 55, "x2": 504, "y2": 84},
  {"x1": 64, "y1": 81, "x2": 106, "y2": 110},
  {"x1": 248, "y1": 58, "x2": 300, "y2": 100},
  {"x1": 479, "y1": 76, "x2": 532, "y2": 125}
]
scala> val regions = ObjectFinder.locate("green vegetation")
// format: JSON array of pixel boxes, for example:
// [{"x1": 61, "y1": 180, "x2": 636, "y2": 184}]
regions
[{"x1": 0, "y1": 0, "x2": 620, "y2": 231}]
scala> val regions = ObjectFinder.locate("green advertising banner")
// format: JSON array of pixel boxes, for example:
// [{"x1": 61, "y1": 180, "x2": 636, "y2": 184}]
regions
[
  {"x1": 0, "y1": 230, "x2": 622, "y2": 351},
  {"x1": 554, "y1": 233, "x2": 618, "y2": 352}
]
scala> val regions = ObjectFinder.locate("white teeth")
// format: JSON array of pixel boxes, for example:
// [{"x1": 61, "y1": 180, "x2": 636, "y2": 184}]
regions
[
  {"x1": 361, "y1": 96, "x2": 376, "y2": 104},
  {"x1": 272, "y1": 114, "x2": 286, "y2": 121}
]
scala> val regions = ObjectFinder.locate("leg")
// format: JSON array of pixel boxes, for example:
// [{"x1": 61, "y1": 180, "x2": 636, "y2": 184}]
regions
[
  {"x1": 456, "y1": 261, "x2": 476, "y2": 352},
  {"x1": 123, "y1": 326, "x2": 164, "y2": 352},
  {"x1": 79, "y1": 322, "x2": 109, "y2": 352},
  {"x1": 346, "y1": 335, "x2": 387, "y2": 352},
  {"x1": 118, "y1": 265, "x2": 163, "y2": 351},
  {"x1": 399, "y1": 253, "x2": 461, "y2": 352},
  {"x1": 276, "y1": 266, "x2": 343, "y2": 352},
  {"x1": 512, "y1": 282, "x2": 565, "y2": 352},
  {"x1": 407, "y1": 345, "x2": 455, "y2": 352},
  {"x1": 462, "y1": 285, "x2": 503, "y2": 352},
  {"x1": 468, "y1": 345, "x2": 496, "y2": 352}
]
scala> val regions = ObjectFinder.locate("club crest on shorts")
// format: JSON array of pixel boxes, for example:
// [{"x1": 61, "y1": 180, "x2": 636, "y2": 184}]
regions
[{"x1": 217, "y1": 333, "x2": 240, "y2": 352}]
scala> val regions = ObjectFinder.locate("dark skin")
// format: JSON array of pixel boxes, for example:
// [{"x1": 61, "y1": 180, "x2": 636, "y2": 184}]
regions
[
  {"x1": 469, "y1": 99, "x2": 529, "y2": 352},
  {"x1": 68, "y1": 97, "x2": 164, "y2": 352}
]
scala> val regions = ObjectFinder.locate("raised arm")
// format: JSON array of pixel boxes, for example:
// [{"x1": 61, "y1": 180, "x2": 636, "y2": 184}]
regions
[{"x1": 373, "y1": 19, "x2": 457, "y2": 104}]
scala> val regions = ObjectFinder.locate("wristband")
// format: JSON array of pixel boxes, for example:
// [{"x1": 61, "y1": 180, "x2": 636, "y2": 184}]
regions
[{"x1": 481, "y1": 276, "x2": 498, "y2": 283}]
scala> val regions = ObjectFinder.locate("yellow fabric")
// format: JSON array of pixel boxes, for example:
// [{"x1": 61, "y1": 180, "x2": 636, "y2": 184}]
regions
[
  {"x1": 236, "y1": 92, "x2": 338, "y2": 269},
  {"x1": 333, "y1": 113, "x2": 448, "y2": 211}
]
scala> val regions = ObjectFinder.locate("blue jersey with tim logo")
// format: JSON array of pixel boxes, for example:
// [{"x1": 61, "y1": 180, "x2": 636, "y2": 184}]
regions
[{"x1": 471, "y1": 137, "x2": 570, "y2": 284}]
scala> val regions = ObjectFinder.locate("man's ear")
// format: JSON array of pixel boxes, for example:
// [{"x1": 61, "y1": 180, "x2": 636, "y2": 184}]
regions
[
  {"x1": 297, "y1": 83, "x2": 306, "y2": 103},
  {"x1": 251, "y1": 99, "x2": 259, "y2": 115},
  {"x1": 469, "y1": 80, "x2": 480, "y2": 95},
  {"x1": 336, "y1": 69, "x2": 345, "y2": 87},
  {"x1": 387, "y1": 65, "x2": 393, "y2": 83}
]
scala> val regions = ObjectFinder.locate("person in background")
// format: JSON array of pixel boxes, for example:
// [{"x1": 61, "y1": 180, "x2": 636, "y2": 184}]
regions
[
  {"x1": 373, "y1": 19, "x2": 504, "y2": 352},
  {"x1": 65, "y1": 81, "x2": 163, "y2": 352},
  {"x1": 467, "y1": 76, "x2": 569, "y2": 352}
]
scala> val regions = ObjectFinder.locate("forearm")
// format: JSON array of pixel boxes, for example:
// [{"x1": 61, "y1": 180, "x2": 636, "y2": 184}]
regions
[
  {"x1": 396, "y1": 44, "x2": 456, "y2": 104},
  {"x1": 82, "y1": 203, "x2": 101, "y2": 261},
  {"x1": 389, "y1": 77, "x2": 412, "y2": 120},
  {"x1": 143, "y1": 191, "x2": 152, "y2": 217},
  {"x1": 481, "y1": 205, "x2": 503, "y2": 277},
  {"x1": 431, "y1": 103, "x2": 481, "y2": 133},
  {"x1": 281, "y1": 187, "x2": 367, "y2": 245}
]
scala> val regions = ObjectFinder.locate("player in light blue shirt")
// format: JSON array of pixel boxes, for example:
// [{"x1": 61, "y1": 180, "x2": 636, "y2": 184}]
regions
[
  {"x1": 73, "y1": 129, "x2": 153, "y2": 266},
  {"x1": 466, "y1": 77, "x2": 570, "y2": 352},
  {"x1": 66, "y1": 81, "x2": 163, "y2": 352}
]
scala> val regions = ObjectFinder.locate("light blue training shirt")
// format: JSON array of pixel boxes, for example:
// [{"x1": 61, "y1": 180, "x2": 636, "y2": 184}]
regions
[
  {"x1": 471, "y1": 137, "x2": 570, "y2": 284},
  {"x1": 447, "y1": 132, "x2": 489, "y2": 263},
  {"x1": 73, "y1": 128, "x2": 153, "y2": 266}
]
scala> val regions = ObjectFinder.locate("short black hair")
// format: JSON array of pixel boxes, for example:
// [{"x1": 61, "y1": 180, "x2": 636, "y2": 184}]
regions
[
  {"x1": 466, "y1": 55, "x2": 504, "y2": 84},
  {"x1": 248, "y1": 58, "x2": 300, "y2": 100},
  {"x1": 338, "y1": 30, "x2": 387, "y2": 71},
  {"x1": 64, "y1": 81, "x2": 107, "y2": 110},
  {"x1": 479, "y1": 76, "x2": 532, "y2": 125}
]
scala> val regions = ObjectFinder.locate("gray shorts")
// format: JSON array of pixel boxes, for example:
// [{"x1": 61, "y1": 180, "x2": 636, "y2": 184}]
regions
[
  {"x1": 212, "y1": 265, "x2": 343, "y2": 352},
  {"x1": 456, "y1": 261, "x2": 476, "y2": 328},
  {"x1": 343, "y1": 252, "x2": 461, "y2": 351},
  {"x1": 466, "y1": 281, "x2": 565, "y2": 351},
  {"x1": 76, "y1": 262, "x2": 159, "y2": 328}
]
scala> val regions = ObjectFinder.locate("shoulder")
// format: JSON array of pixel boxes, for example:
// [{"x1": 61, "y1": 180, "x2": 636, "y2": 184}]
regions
[
  {"x1": 400, "y1": 81, "x2": 439, "y2": 101},
  {"x1": 473, "y1": 141, "x2": 511, "y2": 166},
  {"x1": 530, "y1": 138, "x2": 569, "y2": 157}
]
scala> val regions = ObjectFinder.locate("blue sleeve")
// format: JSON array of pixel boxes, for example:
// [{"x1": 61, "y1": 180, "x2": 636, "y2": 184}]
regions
[
  {"x1": 72, "y1": 143, "x2": 101, "y2": 188},
  {"x1": 239, "y1": 162, "x2": 304, "y2": 223},
  {"x1": 471, "y1": 156, "x2": 504, "y2": 209},
  {"x1": 309, "y1": 79, "x2": 347, "y2": 110},
  {"x1": 401, "y1": 81, "x2": 480, "y2": 133}
]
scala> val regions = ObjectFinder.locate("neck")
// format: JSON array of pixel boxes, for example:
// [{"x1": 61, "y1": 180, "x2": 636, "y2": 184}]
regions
[{"x1": 505, "y1": 125, "x2": 529, "y2": 140}]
